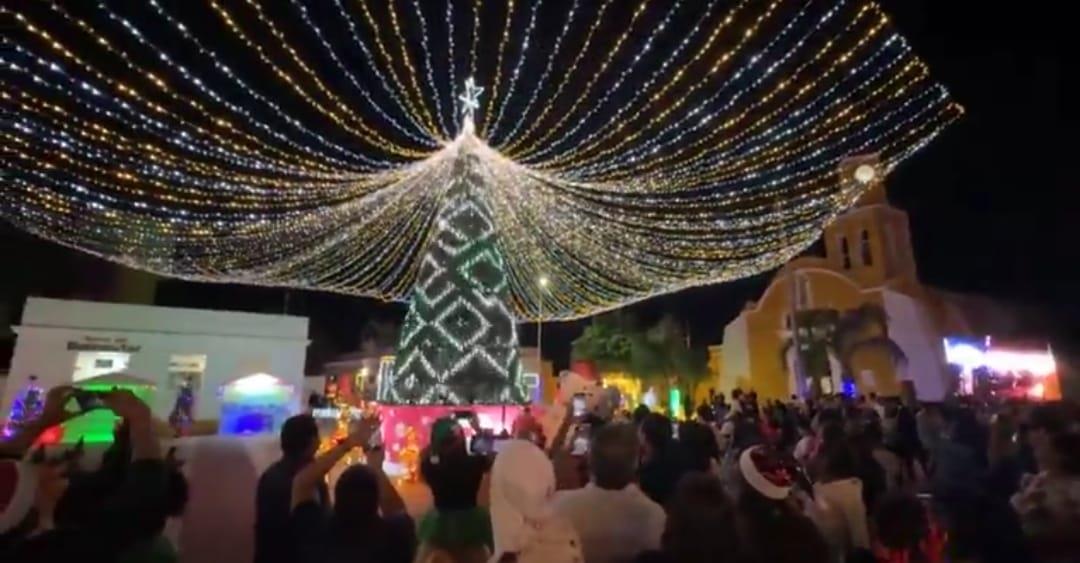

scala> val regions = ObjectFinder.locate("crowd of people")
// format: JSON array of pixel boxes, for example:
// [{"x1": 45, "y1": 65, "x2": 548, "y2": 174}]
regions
[
  {"x1": 0, "y1": 386, "x2": 187, "y2": 561},
  {"x1": 2, "y1": 383, "x2": 1079, "y2": 563}
]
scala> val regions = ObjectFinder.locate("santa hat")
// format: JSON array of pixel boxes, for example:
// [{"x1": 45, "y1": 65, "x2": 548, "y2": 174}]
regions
[
  {"x1": 739, "y1": 446, "x2": 794, "y2": 500},
  {"x1": 0, "y1": 460, "x2": 38, "y2": 534}
]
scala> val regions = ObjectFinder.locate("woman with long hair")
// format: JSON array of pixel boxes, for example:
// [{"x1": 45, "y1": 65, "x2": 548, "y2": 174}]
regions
[{"x1": 635, "y1": 473, "x2": 741, "y2": 563}]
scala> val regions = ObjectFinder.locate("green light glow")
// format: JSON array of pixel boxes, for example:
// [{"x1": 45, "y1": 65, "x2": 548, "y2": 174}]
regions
[{"x1": 61, "y1": 383, "x2": 154, "y2": 444}]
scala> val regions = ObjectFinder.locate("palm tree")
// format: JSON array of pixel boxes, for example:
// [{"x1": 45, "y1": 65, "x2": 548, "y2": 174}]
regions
[
  {"x1": 780, "y1": 303, "x2": 907, "y2": 396},
  {"x1": 573, "y1": 313, "x2": 709, "y2": 415},
  {"x1": 639, "y1": 316, "x2": 710, "y2": 407}
]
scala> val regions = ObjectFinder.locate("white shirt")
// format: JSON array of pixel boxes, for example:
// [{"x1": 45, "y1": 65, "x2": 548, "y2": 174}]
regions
[
  {"x1": 552, "y1": 483, "x2": 666, "y2": 563},
  {"x1": 872, "y1": 447, "x2": 903, "y2": 491},
  {"x1": 793, "y1": 435, "x2": 817, "y2": 465},
  {"x1": 718, "y1": 419, "x2": 735, "y2": 453},
  {"x1": 812, "y1": 478, "x2": 871, "y2": 562}
]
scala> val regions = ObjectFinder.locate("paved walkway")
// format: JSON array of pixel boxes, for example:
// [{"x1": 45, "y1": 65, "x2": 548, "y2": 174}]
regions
[
  {"x1": 176, "y1": 435, "x2": 264, "y2": 563},
  {"x1": 165, "y1": 435, "x2": 433, "y2": 563}
]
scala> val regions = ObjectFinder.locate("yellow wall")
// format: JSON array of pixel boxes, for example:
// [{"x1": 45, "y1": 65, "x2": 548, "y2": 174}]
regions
[
  {"x1": 720, "y1": 183, "x2": 925, "y2": 399},
  {"x1": 540, "y1": 360, "x2": 558, "y2": 404},
  {"x1": 720, "y1": 315, "x2": 751, "y2": 394},
  {"x1": 695, "y1": 345, "x2": 723, "y2": 406},
  {"x1": 733, "y1": 264, "x2": 902, "y2": 399},
  {"x1": 708, "y1": 345, "x2": 723, "y2": 384}
]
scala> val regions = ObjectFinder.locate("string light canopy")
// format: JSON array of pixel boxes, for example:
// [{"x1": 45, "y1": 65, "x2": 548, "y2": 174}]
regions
[{"x1": 1, "y1": 0, "x2": 960, "y2": 321}]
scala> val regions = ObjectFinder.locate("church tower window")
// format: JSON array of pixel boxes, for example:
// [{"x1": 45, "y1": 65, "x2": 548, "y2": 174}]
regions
[
  {"x1": 861, "y1": 230, "x2": 873, "y2": 266},
  {"x1": 840, "y1": 236, "x2": 851, "y2": 269}
]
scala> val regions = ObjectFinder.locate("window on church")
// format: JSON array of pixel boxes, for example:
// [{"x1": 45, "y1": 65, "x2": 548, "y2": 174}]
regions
[
  {"x1": 861, "y1": 230, "x2": 873, "y2": 266},
  {"x1": 840, "y1": 236, "x2": 851, "y2": 269}
]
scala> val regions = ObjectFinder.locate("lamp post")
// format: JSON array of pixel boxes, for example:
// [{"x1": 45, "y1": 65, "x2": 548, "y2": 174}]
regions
[{"x1": 537, "y1": 276, "x2": 549, "y2": 382}]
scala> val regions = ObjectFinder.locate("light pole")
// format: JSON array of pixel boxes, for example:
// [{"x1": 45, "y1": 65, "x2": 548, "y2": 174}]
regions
[{"x1": 537, "y1": 276, "x2": 549, "y2": 380}]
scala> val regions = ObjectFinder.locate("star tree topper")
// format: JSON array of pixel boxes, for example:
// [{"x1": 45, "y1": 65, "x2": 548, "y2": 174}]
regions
[{"x1": 458, "y1": 77, "x2": 483, "y2": 135}]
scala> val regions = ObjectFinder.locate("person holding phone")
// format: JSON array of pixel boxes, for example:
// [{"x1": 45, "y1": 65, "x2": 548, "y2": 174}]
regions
[
  {"x1": 571, "y1": 394, "x2": 587, "y2": 418},
  {"x1": 2, "y1": 389, "x2": 173, "y2": 562},
  {"x1": 415, "y1": 416, "x2": 494, "y2": 562},
  {"x1": 290, "y1": 415, "x2": 415, "y2": 563},
  {"x1": 255, "y1": 414, "x2": 326, "y2": 563},
  {"x1": 0, "y1": 385, "x2": 82, "y2": 461}
]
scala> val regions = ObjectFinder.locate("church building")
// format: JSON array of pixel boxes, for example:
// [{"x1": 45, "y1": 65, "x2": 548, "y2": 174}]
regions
[{"x1": 711, "y1": 157, "x2": 1061, "y2": 401}]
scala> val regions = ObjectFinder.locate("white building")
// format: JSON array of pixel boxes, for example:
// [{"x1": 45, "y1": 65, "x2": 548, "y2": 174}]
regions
[{"x1": 2, "y1": 297, "x2": 309, "y2": 422}]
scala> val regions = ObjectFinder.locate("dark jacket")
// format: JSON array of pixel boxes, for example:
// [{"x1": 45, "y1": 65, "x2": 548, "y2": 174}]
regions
[
  {"x1": 254, "y1": 457, "x2": 328, "y2": 563},
  {"x1": 4, "y1": 459, "x2": 173, "y2": 562},
  {"x1": 638, "y1": 446, "x2": 689, "y2": 507}
]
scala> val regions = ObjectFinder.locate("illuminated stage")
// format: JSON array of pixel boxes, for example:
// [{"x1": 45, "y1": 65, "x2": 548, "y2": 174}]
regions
[
  {"x1": 944, "y1": 336, "x2": 1061, "y2": 400},
  {"x1": 315, "y1": 403, "x2": 533, "y2": 463}
]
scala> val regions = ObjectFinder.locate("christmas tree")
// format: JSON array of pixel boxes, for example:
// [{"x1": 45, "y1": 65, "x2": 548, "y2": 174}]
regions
[
  {"x1": 384, "y1": 84, "x2": 525, "y2": 405},
  {"x1": 384, "y1": 148, "x2": 525, "y2": 405},
  {"x1": 3, "y1": 375, "x2": 44, "y2": 437}
]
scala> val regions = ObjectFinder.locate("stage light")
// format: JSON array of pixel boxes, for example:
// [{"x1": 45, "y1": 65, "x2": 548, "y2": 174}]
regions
[{"x1": 229, "y1": 373, "x2": 287, "y2": 395}]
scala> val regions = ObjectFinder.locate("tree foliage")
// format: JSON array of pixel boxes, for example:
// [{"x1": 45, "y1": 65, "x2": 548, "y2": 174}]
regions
[{"x1": 573, "y1": 313, "x2": 710, "y2": 394}]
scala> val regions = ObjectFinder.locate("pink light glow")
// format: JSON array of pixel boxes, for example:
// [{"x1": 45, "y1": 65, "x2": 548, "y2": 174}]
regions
[
  {"x1": 983, "y1": 350, "x2": 1056, "y2": 376},
  {"x1": 378, "y1": 404, "x2": 532, "y2": 462},
  {"x1": 944, "y1": 341, "x2": 1057, "y2": 378}
]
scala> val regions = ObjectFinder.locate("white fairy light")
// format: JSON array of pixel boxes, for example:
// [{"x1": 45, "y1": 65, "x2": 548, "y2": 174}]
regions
[{"x1": 1, "y1": 0, "x2": 960, "y2": 321}]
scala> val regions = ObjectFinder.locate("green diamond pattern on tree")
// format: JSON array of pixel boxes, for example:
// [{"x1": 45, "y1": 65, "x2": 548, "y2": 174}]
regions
[{"x1": 383, "y1": 151, "x2": 525, "y2": 405}]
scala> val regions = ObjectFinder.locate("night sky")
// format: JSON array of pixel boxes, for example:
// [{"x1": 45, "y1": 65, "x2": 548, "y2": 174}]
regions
[{"x1": 1, "y1": 0, "x2": 1072, "y2": 372}]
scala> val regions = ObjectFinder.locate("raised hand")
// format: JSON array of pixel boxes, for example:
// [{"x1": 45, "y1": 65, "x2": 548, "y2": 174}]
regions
[
  {"x1": 102, "y1": 389, "x2": 151, "y2": 422},
  {"x1": 39, "y1": 385, "x2": 78, "y2": 427},
  {"x1": 345, "y1": 414, "x2": 382, "y2": 450}
]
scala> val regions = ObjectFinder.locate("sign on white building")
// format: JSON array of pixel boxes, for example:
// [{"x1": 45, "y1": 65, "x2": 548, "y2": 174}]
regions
[{"x1": 2, "y1": 298, "x2": 309, "y2": 422}]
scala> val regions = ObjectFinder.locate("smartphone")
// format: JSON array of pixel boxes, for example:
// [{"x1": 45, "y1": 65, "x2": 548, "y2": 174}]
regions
[
  {"x1": 571, "y1": 423, "x2": 590, "y2": 455},
  {"x1": 572, "y1": 393, "x2": 587, "y2": 417},
  {"x1": 367, "y1": 428, "x2": 383, "y2": 450},
  {"x1": 73, "y1": 389, "x2": 106, "y2": 412},
  {"x1": 471, "y1": 434, "x2": 494, "y2": 456}
]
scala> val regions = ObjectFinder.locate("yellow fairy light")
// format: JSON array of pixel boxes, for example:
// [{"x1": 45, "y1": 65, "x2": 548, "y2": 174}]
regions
[
  {"x1": 479, "y1": 0, "x2": 516, "y2": 134},
  {"x1": 1, "y1": 0, "x2": 960, "y2": 320}
]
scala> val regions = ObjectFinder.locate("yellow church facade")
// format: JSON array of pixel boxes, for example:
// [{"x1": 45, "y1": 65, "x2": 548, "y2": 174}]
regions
[{"x1": 713, "y1": 158, "x2": 956, "y2": 400}]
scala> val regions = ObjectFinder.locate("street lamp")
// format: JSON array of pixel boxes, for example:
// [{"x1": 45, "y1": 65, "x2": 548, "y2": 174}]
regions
[{"x1": 537, "y1": 276, "x2": 550, "y2": 382}]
